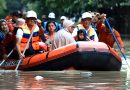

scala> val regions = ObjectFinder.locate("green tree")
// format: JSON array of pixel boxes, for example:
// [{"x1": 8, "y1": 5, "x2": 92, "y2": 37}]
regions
[{"x1": 0, "y1": 0, "x2": 7, "y2": 18}]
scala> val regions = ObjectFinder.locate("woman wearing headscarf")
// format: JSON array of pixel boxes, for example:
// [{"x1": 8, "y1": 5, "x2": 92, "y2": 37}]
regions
[
  {"x1": 0, "y1": 19, "x2": 15, "y2": 60},
  {"x1": 52, "y1": 20, "x2": 76, "y2": 49}
]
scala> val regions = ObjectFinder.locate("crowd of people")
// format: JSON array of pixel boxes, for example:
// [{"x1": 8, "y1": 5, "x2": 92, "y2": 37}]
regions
[{"x1": 0, "y1": 10, "x2": 125, "y2": 60}]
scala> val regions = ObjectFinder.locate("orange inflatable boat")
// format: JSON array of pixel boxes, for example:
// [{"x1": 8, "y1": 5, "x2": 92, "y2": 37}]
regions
[{"x1": 0, "y1": 41, "x2": 122, "y2": 71}]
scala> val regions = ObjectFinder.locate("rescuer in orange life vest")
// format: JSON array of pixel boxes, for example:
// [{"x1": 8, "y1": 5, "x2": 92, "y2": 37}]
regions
[
  {"x1": 15, "y1": 10, "x2": 47, "y2": 59},
  {"x1": 72, "y1": 12, "x2": 99, "y2": 41},
  {"x1": 96, "y1": 14, "x2": 125, "y2": 54}
]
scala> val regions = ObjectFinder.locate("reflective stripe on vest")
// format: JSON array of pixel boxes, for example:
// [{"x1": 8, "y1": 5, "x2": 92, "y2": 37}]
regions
[
  {"x1": 77, "y1": 24, "x2": 95, "y2": 40},
  {"x1": 20, "y1": 25, "x2": 40, "y2": 52}
]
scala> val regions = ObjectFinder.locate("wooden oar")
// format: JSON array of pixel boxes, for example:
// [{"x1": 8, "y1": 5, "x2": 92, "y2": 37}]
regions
[
  {"x1": 0, "y1": 48, "x2": 14, "y2": 66},
  {"x1": 105, "y1": 18, "x2": 130, "y2": 69},
  {"x1": 15, "y1": 25, "x2": 37, "y2": 71}
]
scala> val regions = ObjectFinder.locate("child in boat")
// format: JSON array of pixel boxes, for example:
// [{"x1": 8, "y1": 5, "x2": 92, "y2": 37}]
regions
[
  {"x1": 75, "y1": 29, "x2": 92, "y2": 41},
  {"x1": 77, "y1": 29, "x2": 87, "y2": 41}
]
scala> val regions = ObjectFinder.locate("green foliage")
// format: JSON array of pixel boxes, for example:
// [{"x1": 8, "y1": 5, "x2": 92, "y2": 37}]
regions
[
  {"x1": 0, "y1": 0, "x2": 129, "y2": 34},
  {"x1": 0, "y1": 0, "x2": 129, "y2": 19},
  {"x1": 0, "y1": 0, "x2": 7, "y2": 18}
]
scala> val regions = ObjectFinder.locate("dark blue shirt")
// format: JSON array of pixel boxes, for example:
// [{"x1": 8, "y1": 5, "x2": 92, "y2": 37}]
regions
[{"x1": 0, "y1": 30, "x2": 5, "y2": 42}]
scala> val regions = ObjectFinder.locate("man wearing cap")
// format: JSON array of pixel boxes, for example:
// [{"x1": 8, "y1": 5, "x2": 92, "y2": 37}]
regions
[
  {"x1": 72, "y1": 12, "x2": 98, "y2": 41},
  {"x1": 42, "y1": 12, "x2": 60, "y2": 34},
  {"x1": 15, "y1": 10, "x2": 47, "y2": 59}
]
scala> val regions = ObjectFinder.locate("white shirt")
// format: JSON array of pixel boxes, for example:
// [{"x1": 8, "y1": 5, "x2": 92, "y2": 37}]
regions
[
  {"x1": 16, "y1": 25, "x2": 39, "y2": 39},
  {"x1": 16, "y1": 28, "x2": 23, "y2": 39}
]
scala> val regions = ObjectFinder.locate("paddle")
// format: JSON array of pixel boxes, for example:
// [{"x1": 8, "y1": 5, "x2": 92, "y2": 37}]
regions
[
  {"x1": 15, "y1": 25, "x2": 37, "y2": 71},
  {"x1": 0, "y1": 48, "x2": 14, "y2": 66},
  {"x1": 105, "y1": 18, "x2": 130, "y2": 69},
  {"x1": 105, "y1": 18, "x2": 126, "y2": 60}
]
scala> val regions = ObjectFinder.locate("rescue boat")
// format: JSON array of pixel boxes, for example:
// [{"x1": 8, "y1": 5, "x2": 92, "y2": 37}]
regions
[{"x1": 0, "y1": 41, "x2": 122, "y2": 71}]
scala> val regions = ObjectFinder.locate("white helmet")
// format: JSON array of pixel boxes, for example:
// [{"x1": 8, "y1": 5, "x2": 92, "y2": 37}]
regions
[
  {"x1": 26, "y1": 10, "x2": 37, "y2": 18},
  {"x1": 81, "y1": 12, "x2": 92, "y2": 19},
  {"x1": 48, "y1": 12, "x2": 55, "y2": 18},
  {"x1": 60, "y1": 16, "x2": 67, "y2": 20}
]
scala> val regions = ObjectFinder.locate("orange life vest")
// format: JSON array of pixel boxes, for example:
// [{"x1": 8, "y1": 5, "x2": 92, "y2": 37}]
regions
[{"x1": 20, "y1": 25, "x2": 40, "y2": 52}]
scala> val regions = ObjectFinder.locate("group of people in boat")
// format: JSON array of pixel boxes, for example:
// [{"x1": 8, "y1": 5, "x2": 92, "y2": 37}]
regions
[{"x1": 0, "y1": 10, "x2": 125, "y2": 60}]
